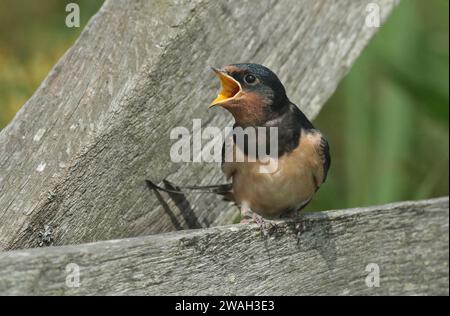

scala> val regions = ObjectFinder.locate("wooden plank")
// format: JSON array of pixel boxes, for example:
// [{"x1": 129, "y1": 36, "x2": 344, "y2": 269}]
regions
[
  {"x1": 0, "y1": 0, "x2": 399, "y2": 250},
  {"x1": 0, "y1": 197, "x2": 447, "y2": 295}
]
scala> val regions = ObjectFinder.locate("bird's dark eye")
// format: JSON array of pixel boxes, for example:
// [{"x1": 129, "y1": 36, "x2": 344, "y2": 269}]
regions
[{"x1": 244, "y1": 74, "x2": 256, "y2": 84}]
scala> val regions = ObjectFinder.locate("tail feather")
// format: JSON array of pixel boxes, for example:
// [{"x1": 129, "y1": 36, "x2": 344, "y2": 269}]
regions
[{"x1": 145, "y1": 179, "x2": 233, "y2": 200}]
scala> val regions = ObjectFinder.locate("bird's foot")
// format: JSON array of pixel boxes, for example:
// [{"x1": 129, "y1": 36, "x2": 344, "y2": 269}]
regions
[
  {"x1": 240, "y1": 217, "x2": 253, "y2": 224},
  {"x1": 294, "y1": 221, "x2": 305, "y2": 244},
  {"x1": 253, "y1": 213, "x2": 277, "y2": 237},
  {"x1": 239, "y1": 204, "x2": 253, "y2": 223},
  {"x1": 240, "y1": 210, "x2": 276, "y2": 237}
]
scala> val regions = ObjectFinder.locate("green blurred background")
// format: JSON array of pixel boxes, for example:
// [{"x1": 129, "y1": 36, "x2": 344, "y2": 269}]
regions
[{"x1": 0, "y1": 0, "x2": 448, "y2": 211}]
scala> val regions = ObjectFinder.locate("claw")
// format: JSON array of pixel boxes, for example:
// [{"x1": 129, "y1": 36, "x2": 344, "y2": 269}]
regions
[
  {"x1": 239, "y1": 205, "x2": 276, "y2": 237},
  {"x1": 294, "y1": 221, "x2": 305, "y2": 244},
  {"x1": 252, "y1": 212, "x2": 274, "y2": 237},
  {"x1": 240, "y1": 217, "x2": 253, "y2": 224}
]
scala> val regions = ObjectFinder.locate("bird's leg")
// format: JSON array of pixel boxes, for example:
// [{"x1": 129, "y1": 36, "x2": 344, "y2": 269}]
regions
[
  {"x1": 239, "y1": 204, "x2": 254, "y2": 224},
  {"x1": 239, "y1": 204, "x2": 275, "y2": 237},
  {"x1": 252, "y1": 212, "x2": 276, "y2": 237}
]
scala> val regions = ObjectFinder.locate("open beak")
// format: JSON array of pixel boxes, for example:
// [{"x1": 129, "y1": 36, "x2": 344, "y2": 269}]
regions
[{"x1": 210, "y1": 67, "x2": 242, "y2": 108}]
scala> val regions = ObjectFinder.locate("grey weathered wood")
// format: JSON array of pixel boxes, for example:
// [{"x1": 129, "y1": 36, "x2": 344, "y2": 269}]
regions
[
  {"x1": 0, "y1": 0, "x2": 399, "y2": 250},
  {"x1": 0, "y1": 197, "x2": 447, "y2": 295}
]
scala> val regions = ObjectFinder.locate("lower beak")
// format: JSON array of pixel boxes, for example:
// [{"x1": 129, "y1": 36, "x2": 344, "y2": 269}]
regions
[{"x1": 210, "y1": 67, "x2": 242, "y2": 108}]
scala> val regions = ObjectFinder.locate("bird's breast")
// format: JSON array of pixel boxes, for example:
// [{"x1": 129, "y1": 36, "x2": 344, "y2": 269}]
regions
[{"x1": 224, "y1": 130, "x2": 324, "y2": 218}]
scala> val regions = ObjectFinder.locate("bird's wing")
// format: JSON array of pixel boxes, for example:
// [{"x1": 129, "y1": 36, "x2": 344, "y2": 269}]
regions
[
  {"x1": 298, "y1": 129, "x2": 330, "y2": 191},
  {"x1": 318, "y1": 134, "x2": 331, "y2": 185},
  {"x1": 221, "y1": 139, "x2": 237, "y2": 180}
]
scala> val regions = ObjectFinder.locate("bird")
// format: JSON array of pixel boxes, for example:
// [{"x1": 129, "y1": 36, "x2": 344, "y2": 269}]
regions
[{"x1": 147, "y1": 63, "x2": 330, "y2": 235}]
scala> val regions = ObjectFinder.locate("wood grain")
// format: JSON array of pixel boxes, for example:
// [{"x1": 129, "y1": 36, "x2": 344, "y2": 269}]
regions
[{"x1": 0, "y1": 197, "x2": 447, "y2": 295}]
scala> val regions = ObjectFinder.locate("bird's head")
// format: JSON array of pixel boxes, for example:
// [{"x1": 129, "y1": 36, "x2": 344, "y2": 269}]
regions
[{"x1": 210, "y1": 63, "x2": 289, "y2": 127}]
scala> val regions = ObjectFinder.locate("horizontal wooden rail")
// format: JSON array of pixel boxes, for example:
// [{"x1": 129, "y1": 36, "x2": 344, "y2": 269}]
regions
[{"x1": 0, "y1": 197, "x2": 447, "y2": 295}]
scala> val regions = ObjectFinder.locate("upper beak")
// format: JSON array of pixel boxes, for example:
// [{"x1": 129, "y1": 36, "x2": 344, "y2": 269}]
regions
[{"x1": 210, "y1": 66, "x2": 242, "y2": 108}]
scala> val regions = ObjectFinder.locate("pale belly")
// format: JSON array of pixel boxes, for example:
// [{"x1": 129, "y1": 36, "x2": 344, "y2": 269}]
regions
[
  {"x1": 231, "y1": 159, "x2": 317, "y2": 218},
  {"x1": 223, "y1": 129, "x2": 324, "y2": 218}
]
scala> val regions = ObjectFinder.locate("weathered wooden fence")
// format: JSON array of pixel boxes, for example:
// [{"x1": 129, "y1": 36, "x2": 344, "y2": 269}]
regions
[
  {"x1": 0, "y1": 0, "x2": 448, "y2": 295},
  {"x1": 0, "y1": 198, "x2": 448, "y2": 295}
]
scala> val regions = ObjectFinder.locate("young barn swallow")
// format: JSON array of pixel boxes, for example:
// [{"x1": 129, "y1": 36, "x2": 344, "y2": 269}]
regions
[{"x1": 147, "y1": 63, "x2": 330, "y2": 234}]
